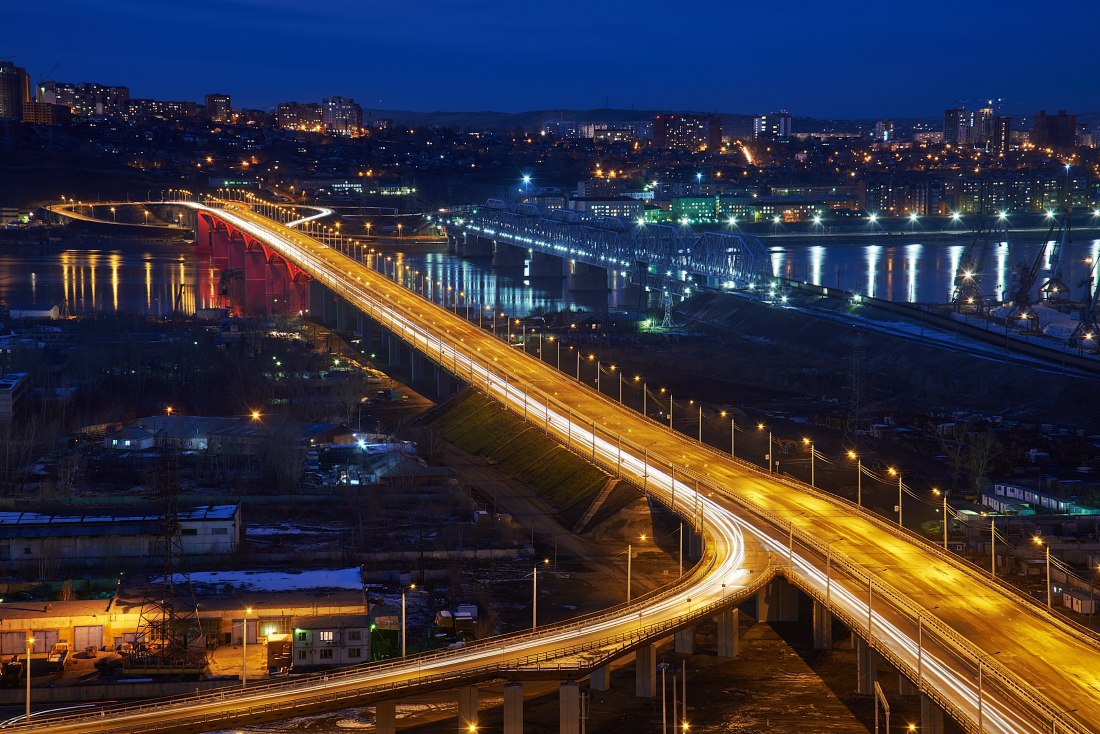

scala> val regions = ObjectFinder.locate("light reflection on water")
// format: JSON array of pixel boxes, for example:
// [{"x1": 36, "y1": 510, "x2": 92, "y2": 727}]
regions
[
  {"x1": 769, "y1": 237, "x2": 1100, "y2": 304},
  {"x1": 4, "y1": 236, "x2": 1100, "y2": 317}
]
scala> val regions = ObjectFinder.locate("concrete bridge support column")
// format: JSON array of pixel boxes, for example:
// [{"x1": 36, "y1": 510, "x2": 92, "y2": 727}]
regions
[
  {"x1": 458, "y1": 686, "x2": 478, "y2": 731},
  {"x1": 756, "y1": 577, "x2": 799, "y2": 623},
  {"x1": 899, "y1": 674, "x2": 918, "y2": 696},
  {"x1": 375, "y1": 701, "x2": 396, "y2": 734},
  {"x1": 503, "y1": 682, "x2": 523, "y2": 734},
  {"x1": 559, "y1": 682, "x2": 580, "y2": 734},
  {"x1": 715, "y1": 609, "x2": 740, "y2": 658},
  {"x1": 528, "y1": 251, "x2": 565, "y2": 280},
  {"x1": 335, "y1": 295, "x2": 350, "y2": 333},
  {"x1": 461, "y1": 235, "x2": 494, "y2": 258},
  {"x1": 812, "y1": 601, "x2": 833, "y2": 650},
  {"x1": 674, "y1": 627, "x2": 695, "y2": 655},
  {"x1": 411, "y1": 350, "x2": 426, "y2": 382},
  {"x1": 920, "y1": 694, "x2": 945, "y2": 734},
  {"x1": 568, "y1": 262, "x2": 609, "y2": 292},
  {"x1": 855, "y1": 637, "x2": 877, "y2": 695},
  {"x1": 590, "y1": 665, "x2": 610, "y2": 692},
  {"x1": 635, "y1": 644, "x2": 657, "y2": 698},
  {"x1": 493, "y1": 242, "x2": 527, "y2": 272}
]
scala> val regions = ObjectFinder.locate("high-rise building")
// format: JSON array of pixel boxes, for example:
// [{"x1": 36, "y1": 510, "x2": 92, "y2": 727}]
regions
[
  {"x1": 652, "y1": 113, "x2": 722, "y2": 151},
  {"x1": 1031, "y1": 110, "x2": 1077, "y2": 150},
  {"x1": 873, "y1": 120, "x2": 894, "y2": 142},
  {"x1": 276, "y1": 102, "x2": 323, "y2": 132},
  {"x1": 0, "y1": 61, "x2": 31, "y2": 121},
  {"x1": 322, "y1": 96, "x2": 362, "y2": 136},
  {"x1": 992, "y1": 116, "x2": 1012, "y2": 153},
  {"x1": 752, "y1": 110, "x2": 791, "y2": 141},
  {"x1": 205, "y1": 93, "x2": 232, "y2": 123},
  {"x1": 943, "y1": 108, "x2": 966, "y2": 145},
  {"x1": 944, "y1": 106, "x2": 996, "y2": 148}
]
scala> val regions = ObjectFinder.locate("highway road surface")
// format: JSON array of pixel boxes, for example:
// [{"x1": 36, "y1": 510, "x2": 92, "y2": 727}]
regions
[{"x1": 13, "y1": 199, "x2": 1098, "y2": 734}]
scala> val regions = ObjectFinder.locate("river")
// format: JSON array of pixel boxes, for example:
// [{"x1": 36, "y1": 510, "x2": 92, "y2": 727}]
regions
[{"x1": 2, "y1": 232, "x2": 1098, "y2": 318}]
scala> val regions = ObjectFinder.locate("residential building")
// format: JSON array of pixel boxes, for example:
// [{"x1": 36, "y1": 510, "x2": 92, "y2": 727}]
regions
[
  {"x1": 40, "y1": 81, "x2": 130, "y2": 117},
  {"x1": 205, "y1": 93, "x2": 232, "y2": 123},
  {"x1": 653, "y1": 113, "x2": 722, "y2": 151},
  {"x1": 752, "y1": 110, "x2": 791, "y2": 141},
  {"x1": 322, "y1": 96, "x2": 362, "y2": 136},
  {"x1": 123, "y1": 98, "x2": 201, "y2": 123},
  {"x1": 542, "y1": 119, "x2": 580, "y2": 139},
  {"x1": 992, "y1": 116, "x2": 1012, "y2": 153},
  {"x1": 276, "y1": 102, "x2": 323, "y2": 132},
  {"x1": 1031, "y1": 109, "x2": 1077, "y2": 150},
  {"x1": 873, "y1": 120, "x2": 893, "y2": 142},
  {"x1": 0, "y1": 61, "x2": 31, "y2": 121},
  {"x1": 292, "y1": 615, "x2": 372, "y2": 669}
]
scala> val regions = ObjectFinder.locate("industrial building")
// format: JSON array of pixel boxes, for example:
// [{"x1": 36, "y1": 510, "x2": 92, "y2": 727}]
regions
[{"x1": 0, "y1": 505, "x2": 240, "y2": 572}]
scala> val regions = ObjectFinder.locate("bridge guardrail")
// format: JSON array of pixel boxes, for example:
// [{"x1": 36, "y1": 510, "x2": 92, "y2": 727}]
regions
[{"x1": 124, "y1": 200, "x2": 1088, "y2": 734}]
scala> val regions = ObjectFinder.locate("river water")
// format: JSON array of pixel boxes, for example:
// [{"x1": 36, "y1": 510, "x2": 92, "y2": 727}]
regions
[{"x1": 2, "y1": 233, "x2": 1099, "y2": 317}]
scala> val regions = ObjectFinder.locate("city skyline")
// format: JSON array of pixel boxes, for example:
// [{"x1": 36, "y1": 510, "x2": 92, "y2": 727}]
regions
[{"x1": 5, "y1": 0, "x2": 1099, "y2": 118}]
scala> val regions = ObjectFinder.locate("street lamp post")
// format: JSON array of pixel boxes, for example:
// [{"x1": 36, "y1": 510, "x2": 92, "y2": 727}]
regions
[
  {"x1": 1033, "y1": 537, "x2": 1052, "y2": 607},
  {"x1": 849, "y1": 452, "x2": 862, "y2": 506},
  {"x1": 241, "y1": 607, "x2": 253, "y2": 687},
  {"x1": 759, "y1": 425, "x2": 773, "y2": 473},
  {"x1": 889, "y1": 467, "x2": 903, "y2": 527},
  {"x1": 401, "y1": 584, "x2": 417, "y2": 656},
  {"x1": 532, "y1": 567, "x2": 538, "y2": 629},
  {"x1": 803, "y1": 438, "x2": 815, "y2": 487},
  {"x1": 25, "y1": 634, "x2": 33, "y2": 722}
]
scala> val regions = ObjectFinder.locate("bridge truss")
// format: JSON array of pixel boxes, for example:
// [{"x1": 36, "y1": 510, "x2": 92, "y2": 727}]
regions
[{"x1": 444, "y1": 200, "x2": 771, "y2": 289}]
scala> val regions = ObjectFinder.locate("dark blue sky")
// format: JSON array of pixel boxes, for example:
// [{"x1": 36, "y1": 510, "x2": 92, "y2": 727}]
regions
[{"x1": 5, "y1": 0, "x2": 1098, "y2": 118}]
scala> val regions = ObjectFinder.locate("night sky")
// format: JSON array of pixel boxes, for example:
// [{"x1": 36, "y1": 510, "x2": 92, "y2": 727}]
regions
[{"x1": 5, "y1": 0, "x2": 1098, "y2": 118}]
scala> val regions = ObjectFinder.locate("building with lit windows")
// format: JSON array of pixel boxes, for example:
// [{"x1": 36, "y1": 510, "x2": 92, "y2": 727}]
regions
[
  {"x1": 652, "y1": 113, "x2": 721, "y2": 151},
  {"x1": 205, "y1": 93, "x2": 232, "y2": 123},
  {"x1": 123, "y1": 98, "x2": 201, "y2": 122},
  {"x1": 670, "y1": 196, "x2": 717, "y2": 222},
  {"x1": 752, "y1": 110, "x2": 791, "y2": 141},
  {"x1": 39, "y1": 81, "x2": 130, "y2": 117},
  {"x1": 322, "y1": 96, "x2": 363, "y2": 136},
  {"x1": 276, "y1": 102, "x2": 323, "y2": 132},
  {"x1": 568, "y1": 198, "x2": 643, "y2": 218},
  {"x1": 0, "y1": 61, "x2": 31, "y2": 121}
]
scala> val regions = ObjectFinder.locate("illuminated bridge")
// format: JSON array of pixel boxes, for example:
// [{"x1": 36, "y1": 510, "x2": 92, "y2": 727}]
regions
[
  {"x1": 14, "y1": 198, "x2": 1100, "y2": 734},
  {"x1": 439, "y1": 199, "x2": 771, "y2": 293}
]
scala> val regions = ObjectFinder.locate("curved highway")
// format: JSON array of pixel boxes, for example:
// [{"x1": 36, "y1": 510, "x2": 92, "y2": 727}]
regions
[{"x1": 12, "y1": 199, "x2": 1099, "y2": 734}]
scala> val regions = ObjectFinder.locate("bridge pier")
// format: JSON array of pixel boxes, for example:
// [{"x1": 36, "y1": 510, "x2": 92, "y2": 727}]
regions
[
  {"x1": 674, "y1": 627, "x2": 695, "y2": 655},
  {"x1": 503, "y1": 681, "x2": 523, "y2": 734},
  {"x1": 528, "y1": 251, "x2": 565, "y2": 280},
  {"x1": 493, "y1": 241, "x2": 527, "y2": 272},
  {"x1": 459, "y1": 234, "x2": 494, "y2": 258},
  {"x1": 590, "y1": 665, "x2": 610, "y2": 691},
  {"x1": 559, "y1": 681, "x2": 580, "y2": 734},
  {"x1": 715, "y1": 608, "x2": 740, "y2": 658},
  {"x1": 375, "y1": 700, "x2": 396, "y2": 734},
  {"x1": 855, "y1": 637, "x2": 877, "y2": 695},
  {"x1": 812, "y1": 600, "x2": 833, "y2": 650},
  {"x1": 756, "y1": 577, "x2": 799, "y2": 623},
  {"x1": 920, "y1": 694, "x2": 946, "y2": 734},
  {"x1": 635, "y1": 644, "x2": 657, "y2": 698},
  {"x1": 568, "y1": 261, "x2": 609, "y2": 292},
  {"x1": 458, "y1": 685, "x2": 478, "y2": 731}
]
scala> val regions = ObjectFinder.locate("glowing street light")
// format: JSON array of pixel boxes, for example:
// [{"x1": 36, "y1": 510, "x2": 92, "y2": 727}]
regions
[{"x1": 1032, "y1": 536, "x2": 1052, "y2": 607}]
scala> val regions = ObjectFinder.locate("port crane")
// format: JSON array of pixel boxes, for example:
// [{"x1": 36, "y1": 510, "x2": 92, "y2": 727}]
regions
[{"x1": 951, "y1": 214, "x2": 1006, "y2": 312}]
